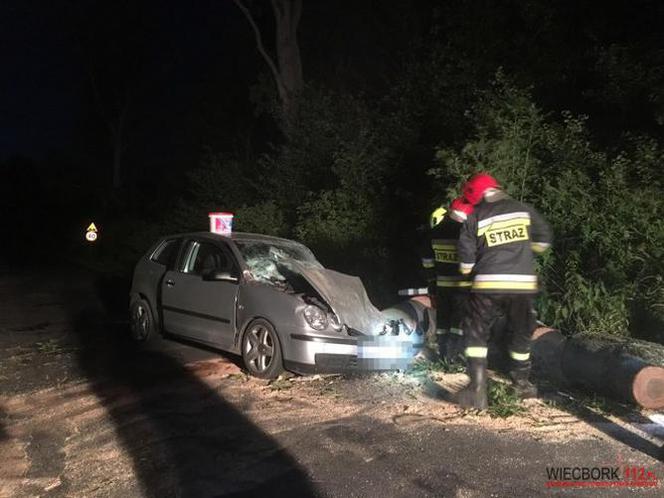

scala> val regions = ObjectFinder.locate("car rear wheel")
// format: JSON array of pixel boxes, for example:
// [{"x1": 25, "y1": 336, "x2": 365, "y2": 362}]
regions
[
  {"x1": 130, "y1": 298, "x2": 157, "y2": 344},
  {"x1": 242, "y1": 319, "x2": 284, "y2": 379}
]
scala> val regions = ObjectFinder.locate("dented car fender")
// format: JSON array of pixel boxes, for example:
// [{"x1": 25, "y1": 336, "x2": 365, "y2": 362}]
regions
[{"x1": 234, "y1": 281, "x2": 310, "y2": 353}]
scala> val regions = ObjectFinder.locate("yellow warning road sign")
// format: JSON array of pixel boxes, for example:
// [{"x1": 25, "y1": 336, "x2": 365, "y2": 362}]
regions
[{"x1": 85, "y1": 222, "x2": 99, "y2": 243}]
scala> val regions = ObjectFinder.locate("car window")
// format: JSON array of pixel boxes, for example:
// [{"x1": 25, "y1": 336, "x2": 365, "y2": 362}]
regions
[
  {"x1": 181, "y1": 241, "x2": 234, "y2": 275},
  {"x1": 150, "y1": 239, "x2": 178, "y2": 266}
]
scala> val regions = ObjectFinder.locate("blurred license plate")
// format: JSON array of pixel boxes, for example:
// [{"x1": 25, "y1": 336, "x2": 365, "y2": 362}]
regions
[{"x1": 357, "y1": 336, "x2": 418, "y2": 359}]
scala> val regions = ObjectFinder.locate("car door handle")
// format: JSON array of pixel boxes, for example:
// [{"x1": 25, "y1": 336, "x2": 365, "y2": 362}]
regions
[{"x1": 166, "y1": 279, "x2": 175, "y2": 287}]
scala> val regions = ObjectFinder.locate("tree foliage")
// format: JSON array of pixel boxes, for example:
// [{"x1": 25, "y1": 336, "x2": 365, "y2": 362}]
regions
[
  {"x1": 430, "y1": 73, "x2": 664, "y2": 336},
  {"x1": 162, "y1": 68, "x2": 664, "y2": 332},
  {"x1": 58, "y1": 1, "x2": 664, "y2": 337}
]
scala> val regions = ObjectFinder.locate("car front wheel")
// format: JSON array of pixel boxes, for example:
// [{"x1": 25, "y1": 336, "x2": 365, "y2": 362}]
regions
[
  {"x1": 130, "y1": 298, "x2": 157, "y2": 344},
  {"x1": 242, "y1": 319, "x2": 284, "y2": 379}
]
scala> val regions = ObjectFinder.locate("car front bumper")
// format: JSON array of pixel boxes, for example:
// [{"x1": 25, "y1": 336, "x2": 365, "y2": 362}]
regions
[{"x1": 284, "y1": 333, "x2": 424, "y2": 374}]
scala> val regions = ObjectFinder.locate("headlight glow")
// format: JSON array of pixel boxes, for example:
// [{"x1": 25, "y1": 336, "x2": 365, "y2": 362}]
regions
[{"x1": 304, "y1": 305, "x2": 328, "y2": 330}]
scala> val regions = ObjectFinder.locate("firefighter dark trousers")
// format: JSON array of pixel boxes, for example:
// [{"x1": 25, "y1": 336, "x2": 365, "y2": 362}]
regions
[
  {"x1": 435, "y1": 289, "x2": 468, "y2": 336},
  {"x1": 435, "y1": 289, "x2": 468, "y2": 359},
  {"x1": 462, "y1": 293, "x2": 537, "y2": 370}
]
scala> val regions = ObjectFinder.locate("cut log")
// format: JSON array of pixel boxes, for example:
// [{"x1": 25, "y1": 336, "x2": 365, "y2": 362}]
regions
[
  {"x1": 530, "y1": 327, "x2": 566, "y2": 385},
  {"x1": 531, "y1": 328, "x2": 664, "y2": 409},
  {"x1": 382, "y1": 298, "x2": 435, "y2": 337}
]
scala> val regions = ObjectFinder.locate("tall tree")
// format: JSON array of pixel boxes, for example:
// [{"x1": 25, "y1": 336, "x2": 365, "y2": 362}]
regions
[
  {"x1": 87, "y1": 69, "x2": 130, "y2": 191},
  {"x1": 233, "y1": 0, "x2": 303, "y2": 124},
  {"x1": 74, "y1": 1, "x2": 146, "y2": 192}
]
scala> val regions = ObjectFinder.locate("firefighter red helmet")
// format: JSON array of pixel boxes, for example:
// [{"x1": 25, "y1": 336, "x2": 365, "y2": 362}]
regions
[
  {"x1": 449, "y1": 197, "x2": 474, "y2": 222},
  {"x1": 462, "y1": 173, "x2": 500, "y2": 205}
]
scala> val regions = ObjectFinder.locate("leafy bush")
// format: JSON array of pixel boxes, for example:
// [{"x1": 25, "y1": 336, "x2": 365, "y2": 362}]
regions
[
  {"x1": 487, "y1": 380, "x2": 525, "y2": 418},
  {"x1": 159, "y1": 72, "x2": 664, "y2": 336},
  {"x1": 429, "y1": 72, "x2": 664, "y2": 337},
  {"x1": 295, "y1": 190, "x2": 380, "y2": 248},
  {"x1": 233, "y1": 201, "x2": 288, "y2": 236},
  {"x1": 164, "y1": 154, "x2": 260, "y2": 233},
  {"x1": 160, "y1": 87, "x2": 400, "y2": 303}
]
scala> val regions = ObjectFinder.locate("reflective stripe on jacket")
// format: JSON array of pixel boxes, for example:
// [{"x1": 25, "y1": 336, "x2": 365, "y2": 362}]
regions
[
  {"x1": 423, "y1": 215, "x2": 471, "y2": 290},
  {"x1": 457, "y1": 193, "x2": 552, "y2": 294}
]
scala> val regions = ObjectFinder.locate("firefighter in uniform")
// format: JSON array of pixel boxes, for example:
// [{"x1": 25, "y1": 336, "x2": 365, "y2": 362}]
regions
[
  {"x1": 456, "y1": 173, "x2": 552, "y2": 410},
  {"x1": 422, "y1": 198, "x2": 475, "y2": 361}
]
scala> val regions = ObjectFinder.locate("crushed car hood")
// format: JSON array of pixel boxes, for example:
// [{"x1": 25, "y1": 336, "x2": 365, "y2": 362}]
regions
[{"x1": 291, "y1": 262, "x2": 386, "y2": 335}]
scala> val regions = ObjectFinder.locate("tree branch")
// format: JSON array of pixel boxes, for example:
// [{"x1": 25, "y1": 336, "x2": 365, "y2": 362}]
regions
[{"x1": 233, "y1": 0, "x2": 286, "y2": 100}]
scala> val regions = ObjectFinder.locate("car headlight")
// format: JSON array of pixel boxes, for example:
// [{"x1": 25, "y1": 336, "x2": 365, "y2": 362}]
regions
[{"x1": 304, "y1": 305, "x2": 328, "y2": 330}]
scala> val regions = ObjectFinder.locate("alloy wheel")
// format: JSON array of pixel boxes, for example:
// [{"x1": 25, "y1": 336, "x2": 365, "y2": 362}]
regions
[{"x1": 244, "y1": 324, "x2": 275, "y2": 373}]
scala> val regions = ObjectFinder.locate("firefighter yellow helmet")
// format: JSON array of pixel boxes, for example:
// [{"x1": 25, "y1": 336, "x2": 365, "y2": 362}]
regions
[{"x1": 430, "y1": 206, "x2": 447, "y2": 228}]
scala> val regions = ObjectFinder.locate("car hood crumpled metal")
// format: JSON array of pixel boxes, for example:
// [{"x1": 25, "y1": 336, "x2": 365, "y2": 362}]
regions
[{"x1": 290, "y1": 262, "x2": 386, "y2": 335}]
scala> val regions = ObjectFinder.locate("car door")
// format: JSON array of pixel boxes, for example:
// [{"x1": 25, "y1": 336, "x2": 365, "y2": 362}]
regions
[{"x1": 161, "y1": 239, "x2": 239, "y2": 349}]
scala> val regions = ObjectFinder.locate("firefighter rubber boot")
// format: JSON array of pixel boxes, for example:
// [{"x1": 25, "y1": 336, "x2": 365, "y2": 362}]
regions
[
  {"x1": 509, "y1": 363, "x2": 538, "y2": 399},
  {"x1": 449, "y1": 335, "x2": 466, "y2": 364},
  {"x1": 457, "y1": 358, "x2": 488, "y2": 410}
]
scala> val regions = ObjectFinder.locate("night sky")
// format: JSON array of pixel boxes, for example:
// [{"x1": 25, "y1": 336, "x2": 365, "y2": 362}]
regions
[
  {"x1": 2, "y1": 2, "x2": 81, "y2": 159},
  {"x1": 4, "y1": 1, "x2": 663, "y2": 161},
  {"x1": 2, "y1": 1, "x2": 428, "y2": 165},
  {"x1": 2, "y1": 1, "x2": 261, "y2": 163},
  {"x1": 3, "y1": 0, "x2": 664, "y2": 275}
]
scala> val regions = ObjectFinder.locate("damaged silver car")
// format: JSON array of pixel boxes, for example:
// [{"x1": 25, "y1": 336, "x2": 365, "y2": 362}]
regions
[{"x1": 129, "y1": 232, "x2": 425, "y2": 378}]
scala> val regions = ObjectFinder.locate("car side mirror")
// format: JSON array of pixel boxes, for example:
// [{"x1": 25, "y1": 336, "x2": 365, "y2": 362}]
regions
[{"x1": 202, "y1": 270, "x2": 239, "y2": 283}]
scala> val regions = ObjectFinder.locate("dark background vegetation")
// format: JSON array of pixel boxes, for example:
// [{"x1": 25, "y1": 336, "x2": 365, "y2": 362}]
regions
[{"x1": 3, "y1": 0, "x2": 664, "y2": 340}]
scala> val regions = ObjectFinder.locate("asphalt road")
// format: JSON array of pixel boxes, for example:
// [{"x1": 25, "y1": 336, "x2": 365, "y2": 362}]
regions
[{"x1": 0, "y1": 266, "x2": 662, "y2": 497}]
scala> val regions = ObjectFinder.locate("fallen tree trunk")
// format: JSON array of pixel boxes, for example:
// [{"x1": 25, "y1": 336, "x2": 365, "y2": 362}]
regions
[
  {"x1": 404, "y1": 300, "x2": 664, "y2": 408},
  {"x1": 531, "y1": 328, "x2": 664, "y2": 409}
]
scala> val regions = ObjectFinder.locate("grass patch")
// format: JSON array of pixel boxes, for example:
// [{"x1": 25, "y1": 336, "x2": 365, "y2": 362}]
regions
[
  {"x1": 35, "y1": 339, "x2": 64, "y2": 355},
  {"x1": 410, "y1": 359, "x2": 525, "y2": 418},
  {"x1": 227, "y1": 372, "x2": 249, "y2": 382},
  {"x1": 487, "y1": 380, "x2": 525, "y2": 418},
  {"x1": 408, "y1": 357, "x2": 466, "y2": 376},
  {"x1": 269, "y1": 376, "x2": 294, "y2": 391}
]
